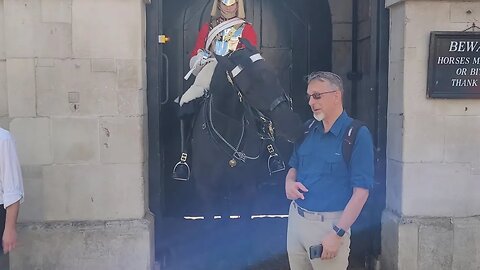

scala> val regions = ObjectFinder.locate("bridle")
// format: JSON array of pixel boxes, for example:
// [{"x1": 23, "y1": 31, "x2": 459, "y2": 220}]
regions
[
  {"x1": 227, "y1": 53, "x2": 292, "y2": 112},
  {"x1": 225, "y1": 52, "x2": 293, "y2": 138},
  {"x1": 204, "y1": 50, "x2": 292, "y2": 168}
]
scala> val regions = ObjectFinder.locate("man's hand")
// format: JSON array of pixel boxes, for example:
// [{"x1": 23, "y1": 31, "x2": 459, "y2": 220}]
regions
[
  {"x1": 320, "y1": 231, "x2": 342, "y2": 260},
  {"x1": 3, "y1": 201, "x2": 20, "y2": 254},
  {"x1": 2, "y1": 226, "x2": 17, "y2": 254},
  {"x1": 285, "y1": 180, "x2": 308, "y2": 200}
]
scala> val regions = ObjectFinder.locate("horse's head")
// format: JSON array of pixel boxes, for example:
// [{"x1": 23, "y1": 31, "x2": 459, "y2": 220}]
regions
[{"x1": 214, "y1": 39, "x2": 304, "y2": 142}]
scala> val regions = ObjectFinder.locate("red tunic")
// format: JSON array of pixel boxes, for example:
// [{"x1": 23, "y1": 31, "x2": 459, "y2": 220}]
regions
[{"x1": 191, "y1": 22, "x2": 258, "y2": 57}]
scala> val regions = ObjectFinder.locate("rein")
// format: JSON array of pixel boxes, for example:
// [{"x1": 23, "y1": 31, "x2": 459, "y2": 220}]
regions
[
  {"x1": 203, "y1": 94, "x2": 262, "y2": 166},
  {"x1": 203, "y1": 49, "x2": 290, "y2": 170}
]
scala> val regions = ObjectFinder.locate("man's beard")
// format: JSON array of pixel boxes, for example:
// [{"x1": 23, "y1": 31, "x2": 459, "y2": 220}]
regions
[{"x1": 313, "y1": 112, "x2": 325, "y2": 121}]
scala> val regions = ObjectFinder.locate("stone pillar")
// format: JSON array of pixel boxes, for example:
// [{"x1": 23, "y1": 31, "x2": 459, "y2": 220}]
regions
[
  {"x1": 329, "y1": 0, "x2": 353, "y2": 108},
  {"x1": 383, "y1": 1, "x2": 480, "y2": 269},
  {"x1": 0, "y1": 0, "x2": 153, "y2": 269}
]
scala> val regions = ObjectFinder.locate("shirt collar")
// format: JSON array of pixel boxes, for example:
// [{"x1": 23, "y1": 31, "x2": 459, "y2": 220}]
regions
[
  {"x1": 328, "y1": 111, "x2": 349, "y2": 137},
  {"x1": 311, "y1": 111, "x2": 349, "y2": 136}
]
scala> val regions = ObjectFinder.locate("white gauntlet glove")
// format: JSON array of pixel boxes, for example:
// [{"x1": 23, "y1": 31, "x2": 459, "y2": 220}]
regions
[
  {"x1": 184, "y1": 49, "x2": 212, "y2": 80},
  {"x1": 179, "y1": 59, "x2": 218, "y2": 106}
]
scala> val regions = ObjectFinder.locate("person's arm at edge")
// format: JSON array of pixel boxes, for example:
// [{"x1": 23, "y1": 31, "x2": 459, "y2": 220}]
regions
[
  {"x1": 0, "y1": 135, "x2": 23, "y2": 254},
  {"x1": 3, "y1": 201, "x2": 19, "y2": 254}
]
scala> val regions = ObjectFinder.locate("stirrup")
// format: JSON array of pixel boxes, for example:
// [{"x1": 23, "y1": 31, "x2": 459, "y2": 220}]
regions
[
  {"x1": 267, "y1": 144, "x2": 285, "y2": 175},
  {"x1": 172, "y1": 153, "x2": 191, "y2": 181},
  {"x1": 268, "y1": 153, "x2": 285, "y2": 175}
]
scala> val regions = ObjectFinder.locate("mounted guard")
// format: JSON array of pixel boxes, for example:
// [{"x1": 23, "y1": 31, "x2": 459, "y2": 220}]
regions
[
  {"x1": 173, "y1": 0, "x2": 287, "y2": 181},
  {"x1": 173, "y1": 0, "x2": 254, "y2": 181}
]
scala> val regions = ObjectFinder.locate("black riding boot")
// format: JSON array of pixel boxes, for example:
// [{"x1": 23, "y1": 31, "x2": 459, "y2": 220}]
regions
[
  {"x1": 172, "y1": 118, "x2": 191, "y2": 181},
  {"x1": 173, "y1": 100, "x2": 201, "y2": 180}
]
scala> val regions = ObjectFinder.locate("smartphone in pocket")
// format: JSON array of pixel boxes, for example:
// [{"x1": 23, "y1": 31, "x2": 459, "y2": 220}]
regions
[{"x1": 309, "y1": 244, "x2": 323, "y2": 260}]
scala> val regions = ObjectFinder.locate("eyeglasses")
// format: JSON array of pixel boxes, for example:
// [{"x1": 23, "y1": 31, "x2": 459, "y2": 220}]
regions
[{"x1": 305, "y1": 90, "x2": 337, "y2": 101}]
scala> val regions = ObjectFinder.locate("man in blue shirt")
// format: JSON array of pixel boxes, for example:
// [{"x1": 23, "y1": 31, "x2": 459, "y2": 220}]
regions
[{"x1": 285, "y1": 71, "x2": 374, "y2": 270}]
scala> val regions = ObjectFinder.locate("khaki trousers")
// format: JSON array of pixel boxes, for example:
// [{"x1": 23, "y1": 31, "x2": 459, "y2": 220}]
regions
[{"x1": 287, "y1": 201, "x2": 350, "y2": 270}]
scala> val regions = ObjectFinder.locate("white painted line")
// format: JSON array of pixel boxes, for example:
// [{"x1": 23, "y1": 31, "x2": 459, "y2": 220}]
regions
[
  {"x1": 183, "y1": 214, "x2": 289, "y2": 220},
  {"x1": 183, "y1": 216, "x2": 204, "y2": 220},
  {"x1": 251, "y1": 214, "x2": 289, "y2": 219}
]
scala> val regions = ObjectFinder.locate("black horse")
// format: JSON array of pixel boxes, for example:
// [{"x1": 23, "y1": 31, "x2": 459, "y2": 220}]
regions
[{"x1": 186, "y1": 39, "x2": 304, "y2": 268}]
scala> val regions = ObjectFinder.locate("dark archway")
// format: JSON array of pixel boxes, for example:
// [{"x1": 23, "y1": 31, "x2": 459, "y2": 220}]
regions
[
  {"x1": 146, "y1": 0, "x2": 388, "y2": 268},
  {"x1": 160, "y1": 0, "x2": 332, "y2": 217}
]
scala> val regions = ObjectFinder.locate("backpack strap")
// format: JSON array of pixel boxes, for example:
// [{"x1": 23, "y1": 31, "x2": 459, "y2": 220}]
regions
[
  {"x1": 342, "y1": 119, "x2": 365, "y2": 166},
  {"x1": 293, "y1": 119, "x2": 316, "y2": 146},
  {"x1": 305, "y1": 119, "x2": 316, "y2": 132}
]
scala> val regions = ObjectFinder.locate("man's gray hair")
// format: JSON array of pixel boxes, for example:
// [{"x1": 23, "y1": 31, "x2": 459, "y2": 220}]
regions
[{"x1": 306, "y1": 71, "x2": 344, "y2": 92}]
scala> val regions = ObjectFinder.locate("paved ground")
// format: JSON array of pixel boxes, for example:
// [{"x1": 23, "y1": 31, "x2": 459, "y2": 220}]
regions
[
  {"x1": 156, "y1": 217, "x2": 289, "y2": 270},
  {"x1": 155, "y1": 181, "x2": 372, "y2": 269},
  {"x1": 155, "y1": 217, "x2": 369, "y2": 270}
]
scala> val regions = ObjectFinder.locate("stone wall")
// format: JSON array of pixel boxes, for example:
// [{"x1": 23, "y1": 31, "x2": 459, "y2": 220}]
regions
[
  {"x1": 383, "y1": 1, "x2": 480, "y2": 269},
  {"x1": 330, "y1": 0, "x2": 353, "y2": 109},
  {"x1": 0, "y1": 1, "x2": 153, "y2": 269}
]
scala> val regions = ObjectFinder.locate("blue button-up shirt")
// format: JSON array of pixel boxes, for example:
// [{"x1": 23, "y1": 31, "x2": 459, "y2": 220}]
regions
[{"x1": 289, "y1": 111, "x2": 374, "y2": 212}]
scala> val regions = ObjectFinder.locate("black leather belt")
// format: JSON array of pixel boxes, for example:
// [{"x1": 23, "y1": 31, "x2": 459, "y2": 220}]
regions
[{"x1": 292, "y1": 201, "x2": 342, "y2": 221}]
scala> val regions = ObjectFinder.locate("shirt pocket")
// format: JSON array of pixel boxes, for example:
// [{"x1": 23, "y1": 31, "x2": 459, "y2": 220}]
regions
[
  {"x1": 299, "y1": 154, "x2": 324, "y2": 174},
  {"x1": 325, "y1": 154, "x2": 349, "y2": 178}
]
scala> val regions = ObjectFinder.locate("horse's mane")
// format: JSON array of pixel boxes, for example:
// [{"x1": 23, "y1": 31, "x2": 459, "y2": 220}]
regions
[
  {"x1": 208, "y1": 54, "x2": 245, "y2": 120},
  {"x1": 209, "y1": 60, "x2": 230, "y2": 95},
  {"x1": 229, "y1": 48, "x2": 256, "y2": 69},
  {"x1": 209, "y1": 48, "x2": 258, "y2": 94}
]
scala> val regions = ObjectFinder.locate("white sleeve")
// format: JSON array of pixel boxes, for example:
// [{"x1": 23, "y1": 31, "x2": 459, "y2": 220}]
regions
[{"x1": 0, "y1": 137, "x2": 24, "y2": 208}]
